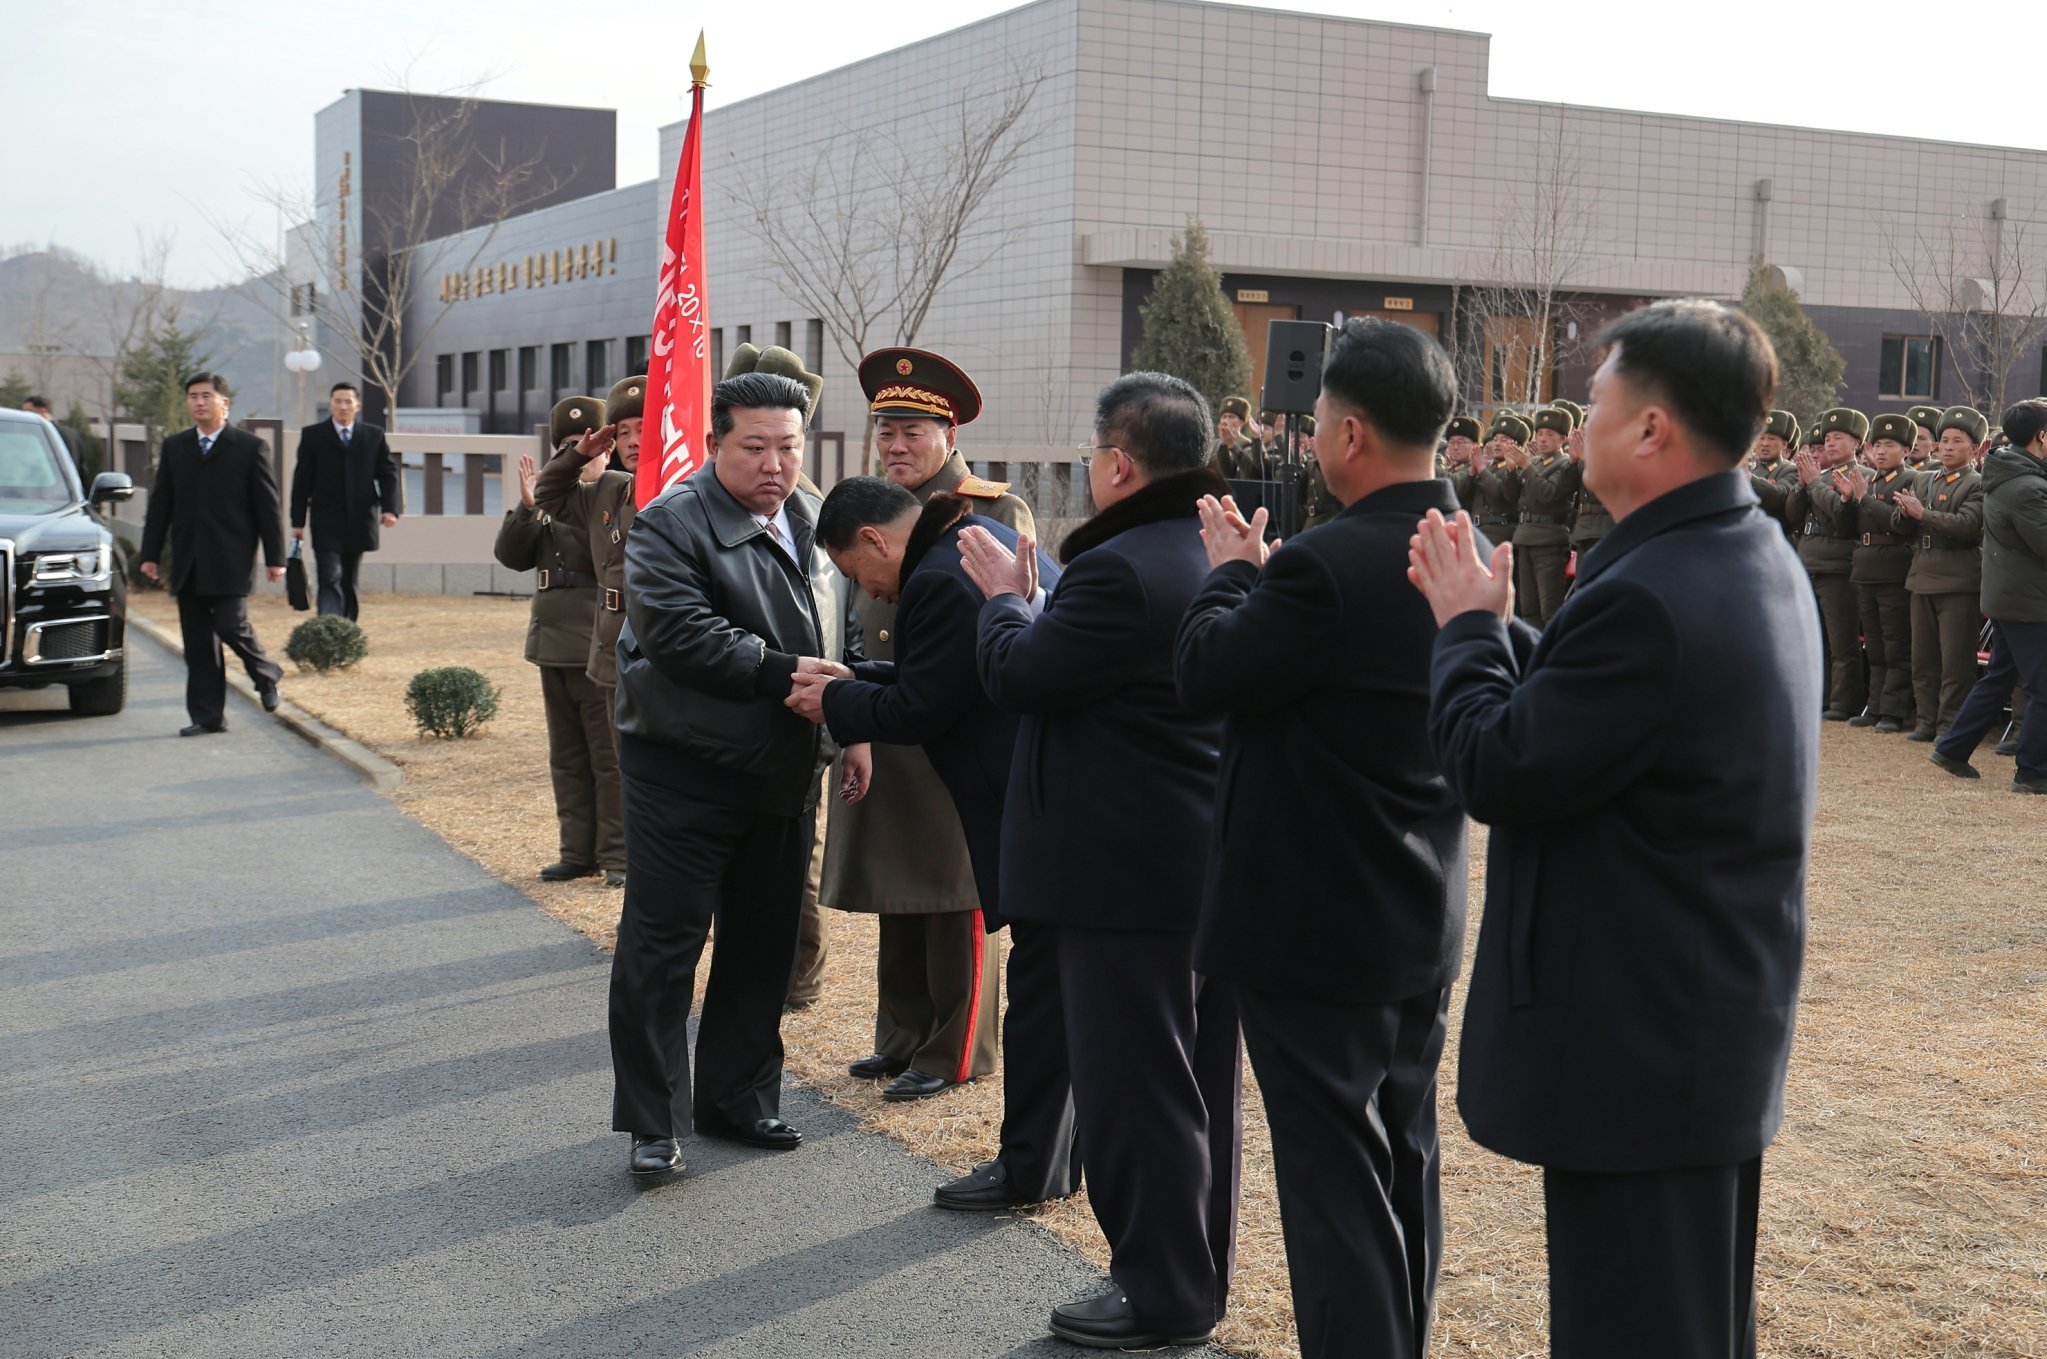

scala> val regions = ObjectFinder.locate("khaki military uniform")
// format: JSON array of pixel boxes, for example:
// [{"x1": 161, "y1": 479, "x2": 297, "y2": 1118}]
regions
[
  {"x1": 1895, "y1": 466, "x2": 1984, "y2": 737},
  {"x1": 1301, "y1": 453, "x2": 1341, "y2": 530},
  {"x1": 822, "y1": 450, "x2": 1028, "y2": 1081},
  {"x1": 1506, "y1": 452, "x2": 1580, "y2": 626},
  {"x1": 1788, "y1": 473, "x2": 1864, "y2": 716},
  {"x1": 1570, "y1": 472, "x2": 1615, "y2": 558},
  {"x1": 492, "y1": 497, "x2": 623, "y2": 874},
  {"x1": 1849, "y1": 468, "x2": 1917, "y2": 724},
  {"x1": 533, "y1": 449, "x2": 635, "y2": 690},
  {"x1": 1452, "y1": 463, "x2": 1520, "y2": 545},
  {"x1": 1216, "y1": 437, "x2": 1270, "y2": 481},
  {"x1": 1749, "y1": 456, "x2": 1801, "y2": 541}
]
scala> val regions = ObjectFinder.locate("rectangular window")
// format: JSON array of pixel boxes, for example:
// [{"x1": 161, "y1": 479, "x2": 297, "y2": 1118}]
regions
[
  {"x1": 518, "y1": 345, "x2": 538, "y2": 392},
  {"x1": 550, "y1": 343, "x2": 573, "y2": 393},
  {"x1": 709, "y1": 328, "x2": 724, "y2": 379},
  {"x1": 775, "y1": 320, "x2": 792, "y2": 349},
  {"x1": 460, "y1": 351, "x2": 479, "y2": 399},
  {"x1": 489, "y1": 348, "x2": 508, "y2": 393},
  {"x1": 586, "y1": 339, "x2": 609, "y2": 394},
  {"x1": 436, "y1": 354, "x2": 453, "y2": 402},
  {"x1": 1879, "y1": 335, "x2": 1938, "y2": 399},
  {"x1": 736, "y1": 324, "x2": 752, "y2": 347},
  {"x1": 805, "y1": 319, "x2": 823, "y2": 371},
  {"x1": 626, "y1": 334, "x2": 649, "y2": 375}
]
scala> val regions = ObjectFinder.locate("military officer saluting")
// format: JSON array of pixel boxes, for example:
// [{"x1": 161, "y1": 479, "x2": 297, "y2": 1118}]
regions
[
  {"x1": 1842, "y1": 413, "x2": 1921, "y2": 731},
  {"x1": 1895, "y1": 405, "x2": 1988, "y2": 742},
  {"x1": 1214, "y1": 396, "x2": 1263, "y2": 480},
  {"x1": 1789, "y1": 407, "x2": 1870, "y2": 720},
  {"x1": 495, "y1": 396, "x2": 624, "y2": 885},
  {"x1": 1505, "y1": 406, "x2": 1580, "y2": 626}
]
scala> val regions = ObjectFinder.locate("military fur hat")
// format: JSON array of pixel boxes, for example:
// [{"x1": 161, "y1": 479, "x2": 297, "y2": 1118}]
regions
[
  {"x1": 1294, "y1": 414, "x2": 1316, "y2": 436},
  {"x1": 1907, "y1": 404, "x2": 1944, "y2": 435},
  {"x1": 1446, "y1": 415, "x2": 1482, "y2": 442},
  {"x1": 1762, "y1": 410, "x2": 1800, "y2": 445},
  {"x1": 859, "y1": 348, "x2": 982, "y2": 426},
  {"x1": 1938, "y1": 405, "x2": 1989, "y2": 445},
  {"x1": 1868, "y1": 413, "x2": 1917, "y2": 447},
  {"x1": 1531, "y1": 408, "x2": 1572, "y2": 436},
  {"x1": 549, "y1": 394, "x2": 605, "y2": 449},
  {"x1": 1816, "y1": 407, "x2": 1870, "y2": 441},
  {"x1": 726, "y1": 344, "x2": 825, "y2": 430},
  {"x1": 605, "y1": 375, "x2": 647, "y2": 426},
  {"x1": 1805, "y1": 423, "x2": 1827, "y2": 446},
  {"x1": 1488, "y1": 412, "x2": 1532, "y2": 445},
  {"x1": 1218, "y1": 396, "x2": 1252, "y2": 422},
  {"x1": 1551, "y1": 398, "x2": 1585, "y2": 429}
]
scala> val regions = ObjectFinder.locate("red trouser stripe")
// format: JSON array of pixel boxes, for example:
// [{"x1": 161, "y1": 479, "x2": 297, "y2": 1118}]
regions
[{"x1": 954, "y1": 909, "x2": 986, "y2": 1085}]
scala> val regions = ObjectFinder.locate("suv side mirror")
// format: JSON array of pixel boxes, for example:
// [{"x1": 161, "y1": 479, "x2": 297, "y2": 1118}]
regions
[{"x1": 90, "y1": 472, "x2": 136, "y2": 505}]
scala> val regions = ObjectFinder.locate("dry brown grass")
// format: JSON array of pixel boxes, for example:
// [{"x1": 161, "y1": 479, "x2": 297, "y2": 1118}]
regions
[{"x1": 135, "y1": 592, "x2": 2047, "y2": 1357}]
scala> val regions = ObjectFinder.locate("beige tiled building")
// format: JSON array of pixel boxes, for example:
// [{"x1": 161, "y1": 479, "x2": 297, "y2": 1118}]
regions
[{"x1": 390, "y1": 0, "x2": 2047, "y2": 468}]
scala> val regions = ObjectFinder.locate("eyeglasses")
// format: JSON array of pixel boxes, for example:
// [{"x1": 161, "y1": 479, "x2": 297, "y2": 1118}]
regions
[{"x1": 1076, "y1": 442, "x2": 1119, "y2": 468}]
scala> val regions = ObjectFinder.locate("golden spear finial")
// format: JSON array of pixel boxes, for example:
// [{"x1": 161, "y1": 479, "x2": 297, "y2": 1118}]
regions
[{"x1": 690, "y1": 31, "x2": 709, "y2": 88}]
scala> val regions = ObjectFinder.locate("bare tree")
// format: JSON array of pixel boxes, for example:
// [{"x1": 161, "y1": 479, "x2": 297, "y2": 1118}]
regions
[
  {"x1": 1883, "y1": 200, "x2": 2047, "y2": 414},
  {"x1": 731, "y1": 67, "x2": 1046, "y2": 469},
  {"x1": 77, "y1": 232, "x2": 178, "y2": 445},
  {"x1": 1455, "y1": 108, "x2": 1597, "y2": 410},
  {"x1": 219, "y1": 91, "x2": 557, "y2": 427}
]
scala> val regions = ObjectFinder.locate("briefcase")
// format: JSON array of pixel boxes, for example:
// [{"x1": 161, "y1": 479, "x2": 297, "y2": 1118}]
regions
[{"x1": 286, "y1": 540, "x2": 311, "y2": 611}]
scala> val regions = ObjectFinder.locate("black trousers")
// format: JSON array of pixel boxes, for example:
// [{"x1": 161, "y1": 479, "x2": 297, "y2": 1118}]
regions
[
  {"x1": 174, "y1": 590, "x2": 282, "y2": 728},
  {"x1": 609, "y1": 747, "x2": 816, "y2": 1137},
  {"x1": 996, "y1": 920, "x2": 1080, "y2": 1200},
  {"x1": 1544, "y1": 1157, "x2": 1762, "y2": 1359},
  {"x1": 1057, "y1": 925, "x2": 1241, "y2": 1333},
  {"x1": 1938, "y1": 619, "x2": 2047, "y2": 780},
  {"x1": 1237, "y1": 985, "x2": 1449, "y2": 1359},
  {"x1": 314, "y1": 547, "x2": 364, "y2": 620}
]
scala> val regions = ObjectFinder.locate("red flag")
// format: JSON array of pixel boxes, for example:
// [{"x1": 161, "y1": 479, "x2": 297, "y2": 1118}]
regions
[{"x1": 640, "y1": 71, "x2": 711, "y2": 509}]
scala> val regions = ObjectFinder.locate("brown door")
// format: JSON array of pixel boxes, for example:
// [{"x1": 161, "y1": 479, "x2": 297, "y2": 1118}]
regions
[
  {"x1": 1359, "y1": 308, "x2": 1441, "y2": 339},
  {"x1": 1233, "y1": 302, "x2": 1298, "y2": 407}
]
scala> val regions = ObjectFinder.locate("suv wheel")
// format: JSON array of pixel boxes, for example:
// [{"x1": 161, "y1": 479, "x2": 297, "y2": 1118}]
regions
[{"x1": 68, "y1": 660, "x2": 127, "y2": 716}]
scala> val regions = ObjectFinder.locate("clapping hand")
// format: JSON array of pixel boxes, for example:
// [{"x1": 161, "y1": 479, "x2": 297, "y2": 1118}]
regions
[
  {"x1": 517, "y1": 453, "x2": 539, "y2": 508},
  {"x1": 1832, "y1": 466, "x2": 1869, "y2": 500},
  {"x1": 1894, "y1": 490, "x2": 1925, "y2": 520},
  {"x1": 958, "y1": 525, "x2": 1039, "y2": 600},
  {"x1": 1408, "y1": 508, "x2": 1514, "y2": 627},
  {"x1": 1795, "y1": 449, "x2": 1821, "y2": 486},
  {"x1": 1197, "y1": 494, "x2": 1274, "y2": 569}
]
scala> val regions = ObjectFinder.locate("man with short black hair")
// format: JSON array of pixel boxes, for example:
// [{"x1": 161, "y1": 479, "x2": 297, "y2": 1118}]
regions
[
  {"x1": 1178, "y1": 318, "x2": 1468, "y2": 1359},
  {"x1": 1411, "y1": 299, "x2": 1819, "y2": 1359},
  {"x1": 290, "y1": 381, "x2": 399, "y2": 621},
  {"x1": 139, "y1": 373, "x2": 287, "y2": 735},
  {"x1": 21, "y1": 395, "x2": 84, "y2": 471}
]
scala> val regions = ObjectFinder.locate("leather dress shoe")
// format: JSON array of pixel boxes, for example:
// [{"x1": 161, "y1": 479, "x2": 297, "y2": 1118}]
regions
[
  {"x1": 848, "y1": 1052, "x2": 909, "y2": 1080},
  {"x1": 258, "y1": 680, "x2": 281, "y2": 713},
  {"x1": 882, "y1": 1068, "x2": 952, "y2": 1102},
  {"x1": 1996, "y1": 738, "x2": 2021, "y2": 757},
  {"x1": 1929, "y1": 750, "x2": 1980, "y2": 779},
  {"x1": 1874, "y1": 717, "x2": 1903, "y2": 733},
  {"x1": 2014, "y1": 774, "x2": 2047, "y2": 795},
  {"x1": 1821, "y1": 709, "x2": 1850, "y2": 722},
  {"x1": 605, "y1": 870, "x2": 626, "y2": 888},
  {"x1": 697, "y1": 1113, "x2": 803, "y2": 1150},
  {"x1": 934, "y1": 1159, "x2": 1031, "y2": 1212},
  {"x1": 1048, "y1": 1290, "x2": 1214, "y2": 1350},
  {"x1": 538, "y1": 861, "x2": 597, "y2": 881},
  {"x1": 1848, "y1": 710, "x2": 1880, "y2": 728},
  {"x1": 179, "y1": 722, "x2": 226, "y2": 737},
  {"x1": 630, "y1": 1134, "x2": 682, "y2": 1177},
  {"x1": 1908, "y1": 726, "x2": 1937, "y2": 743}
]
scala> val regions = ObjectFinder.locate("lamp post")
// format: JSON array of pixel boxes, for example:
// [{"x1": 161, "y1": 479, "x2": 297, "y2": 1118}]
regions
[{"x1": 282, "y1": 322, "x2": 323, "y2": 424}]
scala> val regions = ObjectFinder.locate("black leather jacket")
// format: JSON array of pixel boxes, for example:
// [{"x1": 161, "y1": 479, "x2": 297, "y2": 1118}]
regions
[{"x1": 617, "y1": 465, "x2": 849, "y2": 815}]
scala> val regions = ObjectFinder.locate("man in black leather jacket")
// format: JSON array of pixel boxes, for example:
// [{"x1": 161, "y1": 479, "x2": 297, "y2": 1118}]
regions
[{"x1": 607, "y1": 371, "x2": 865, "y2": 1178}]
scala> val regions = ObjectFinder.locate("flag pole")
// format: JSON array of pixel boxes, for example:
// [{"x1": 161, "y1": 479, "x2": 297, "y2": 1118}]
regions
[{"x1": 640, "y1": 31, "x2": 713, "y2": 509}]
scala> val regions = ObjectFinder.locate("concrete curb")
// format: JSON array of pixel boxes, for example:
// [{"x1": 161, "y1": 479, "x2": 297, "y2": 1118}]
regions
[{"x1": 127, "y1": 613, "x2": 404, "y2": 791}]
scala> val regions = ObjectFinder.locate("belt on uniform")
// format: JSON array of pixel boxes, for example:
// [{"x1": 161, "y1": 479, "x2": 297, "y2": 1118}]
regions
[
  {"x1": 536, "y1": 567, "x2": 598, "y2": 590},
  {"x1": 1920, "y1": 535, "x2": 1972, "y2": 551},
  {"x1": 603, "y1": 588, "x2": 623, "y2": 612},
  {"x1": 1805, "y1": 522, "x2": 1855, "y2": 539},
  {"x1": 1477, "y1": 515, "x2": 1512, "y2": 528},
  {"x1": 1519, "y1": 512, "x2": 1565, "y2": 525},
  {"x1": 1860, "y1": 533, "x2": 1907, "y2": 546}
]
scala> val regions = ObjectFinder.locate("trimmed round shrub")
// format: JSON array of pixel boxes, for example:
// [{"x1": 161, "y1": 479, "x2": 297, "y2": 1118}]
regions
[
  {"x1": 405, "y1": 666, "x2": 501, "y2": 739},
  {"x1": 285, "y1": 616, "x2": 368, "y2": 672}
]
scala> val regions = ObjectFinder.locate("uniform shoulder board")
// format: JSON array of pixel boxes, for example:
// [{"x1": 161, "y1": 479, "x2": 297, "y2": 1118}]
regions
[{"x1": 956, "y1": 476, "x2": 1012, "y2": 499}]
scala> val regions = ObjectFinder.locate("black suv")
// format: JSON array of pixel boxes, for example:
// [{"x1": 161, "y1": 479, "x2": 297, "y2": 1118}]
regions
[{"x1": 0, "y1": 408, "x2": 134, "y2": 715}]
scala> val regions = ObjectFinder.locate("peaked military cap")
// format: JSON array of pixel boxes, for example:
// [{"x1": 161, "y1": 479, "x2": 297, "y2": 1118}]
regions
[
  {"x1": 549, "y1": 394, "x2": 605, "y2": 449},
  {"x1": 1868, "y1": 413, "x2": 1917, "y2": 447},
  {"x1": 1816, "y1": 407, "x2": 1870, "y2": 441},
  {"x1": 1551, "y1": 398, "x2": 1585, "y2": 429},
  {"x1": 1446, "y1": 415, "x2": 1482, "y2": 442},
  {"x1": 1488, "y1": 412, "x2": 1532, "y2": 445},
  {"x1": 605, "y1": 375, "x2": 647, "y2": 426},
  {"x1": 1907, "y1": 404, "x2": 1944, "y2": 434},
  {"x1": 1531, "y1": 407, "x2": 1572, "y2": 436},
  {"x1": 1762, "y1": 410, "x2": 1800, "y2": 445},
  {"x1": 1938, "y1": 405, "x2": 1989, "y2": 445},
  {"x1": 1218, "y1": 395, "x2": 1252, "y2": 422},
  {"x1": 727, "y1": 344, "x2": 825, "y2": 429},
  {"x1": 859, "y1": 348, "x2": 982, "y2": 426}
]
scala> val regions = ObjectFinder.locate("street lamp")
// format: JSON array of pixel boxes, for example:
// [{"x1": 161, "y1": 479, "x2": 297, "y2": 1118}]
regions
[{"x1": 282, "y1": 324, "x2": 322, "y2": 422}]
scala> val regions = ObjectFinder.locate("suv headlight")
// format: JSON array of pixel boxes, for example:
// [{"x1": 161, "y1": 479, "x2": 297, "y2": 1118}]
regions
[{"x1": 31, "y1": 546, "x2": 111, "y2": 583}]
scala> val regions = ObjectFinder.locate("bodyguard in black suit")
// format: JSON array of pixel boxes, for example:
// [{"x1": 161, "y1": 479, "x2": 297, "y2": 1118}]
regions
[
  {"x1": 290, "y1": 382, "x2": 400, "y2": 620},
  {"x1": 1410, "y1": 301, "x2": 1820, "y2": 1359},
  {"x1": 138, "y1": 372, "x2": 286, "y2": 735},
  {"x1": 957, "y1": 374, "x2": 1237, "y2": 1352},
  {"x1": 1176, "y1": 319, "x2": 1470, "y2": 1359},
  {"x1": 791, "y1": 478, "x2": 1080, "y2": 1210}
]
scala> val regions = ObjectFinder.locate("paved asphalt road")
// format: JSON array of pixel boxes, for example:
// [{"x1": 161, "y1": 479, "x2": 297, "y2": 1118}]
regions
[{"x1": 1, "y1": 637, "x2": 1216, "y2": 1358}]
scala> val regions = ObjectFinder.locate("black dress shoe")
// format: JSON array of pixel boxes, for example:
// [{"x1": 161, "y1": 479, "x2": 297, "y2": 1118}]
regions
[
  {"x1": 630, "y1": 1134, "x2": 682, "y2": 1177},
  {"x1": 934, "y1": 1159, "x2": 1032, "y2": 1212},
  {"x1": 1874, "y1": 717, "x2": 1903, "y2": 733},
  {"x1": 882, "y1": 1068, "x2": 953, "y2": 1102},
  {"x1": 1821, "y1": 709, "x2": 1851, "y2": 722},
  {"x1": 1848, "y1": 711, "x2": 1880, "y2": 727},
  {"x1": 1908, "y1": 726, "x2": 1937, "y2": 743},
  {"x1": 179, "y1": 722, "x2": 226, "y2": 737},
  {"x1": 1929, "y1": 750, "x2": 1980, "y2": 779},
  {"x1": 696, "y1": 1113, "x2": 803, "y2": 1150},
  {"x1": 1048, "y1": 1290, "x2": 1214, "y2": 1350},
  {"x1": 848, "y1": 1052, "x2": 909, "y2": 1080},
  {"x1": 2014, "y1": 774, "x2": 2047, "y2": 795},
  {"x1": 1996, "y1": 738, "x2": 2021, "y2": 757},
  {"x1": 605, "y1": 870, "x2": 626, "y2": 888},
  {"x1": 538, "y1": 861, "x2": 597, "y2": 881},
  {"x1": 258, "y1": 681, "x2": 281, "y2": 713}
]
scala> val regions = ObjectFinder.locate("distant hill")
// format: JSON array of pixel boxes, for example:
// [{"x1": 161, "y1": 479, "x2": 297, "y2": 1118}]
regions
[{"x1": 0, "y1": 247, "x2": 292, "y2": 420}]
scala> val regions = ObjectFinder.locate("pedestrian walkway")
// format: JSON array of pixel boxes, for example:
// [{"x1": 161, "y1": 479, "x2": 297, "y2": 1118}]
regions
[{"x1": 0, "y1": 638, "x2": 1167, "y2": 1358}]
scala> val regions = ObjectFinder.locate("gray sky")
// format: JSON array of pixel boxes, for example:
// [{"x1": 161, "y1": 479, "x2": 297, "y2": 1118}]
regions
[{"x1": 3, "y1": 0, "x2": 2035, "y2": 289}]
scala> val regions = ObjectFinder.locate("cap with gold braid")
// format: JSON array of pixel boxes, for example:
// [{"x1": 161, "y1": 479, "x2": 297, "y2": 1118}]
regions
[
  {"x1": 550, "y1": 395, "x2": 605, "y2": 449},
  {"x1": 858, "y1": 348, "x2": 983, "y2": 426}
]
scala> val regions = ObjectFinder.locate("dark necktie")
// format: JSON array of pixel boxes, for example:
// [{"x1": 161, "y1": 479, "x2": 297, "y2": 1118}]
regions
[
  {"x1": 199, "y1": 434, "x2": 214, "y2": 456},
  {"x1": 340, "y1": 426, "x2": 352, "y2": 447}
]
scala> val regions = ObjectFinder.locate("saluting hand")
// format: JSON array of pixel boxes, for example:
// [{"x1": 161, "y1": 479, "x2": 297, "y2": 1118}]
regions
[
  {"x1": 1408, "y1": 508, "x2": 1514, "y2": 627},
  {"x1": 517, "y1": 453, "x2": 539, "y2": 509},
  {"x1": 958, "y1": 525, "x2": 1038, "y2": 600},
  {"x1": 1197, "y1": 494, "x2": 1274, "y2": 569},
  {"x1": 573, "y1": 423, "x2": 618, "y2": 462},
  {"x1": 785, "y1": 671, "x2": 832, "y2": 724}
]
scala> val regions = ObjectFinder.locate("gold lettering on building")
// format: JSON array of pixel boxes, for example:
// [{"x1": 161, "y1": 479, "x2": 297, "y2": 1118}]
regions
[{"x1": 440, "y1": 238, "x2": 622, "y2": 304}]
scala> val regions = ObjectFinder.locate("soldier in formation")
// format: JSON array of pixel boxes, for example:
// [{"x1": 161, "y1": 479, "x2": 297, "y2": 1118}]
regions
[{"x1": 1789, "y1": 408, "x2": 1869, "y2": 721}]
